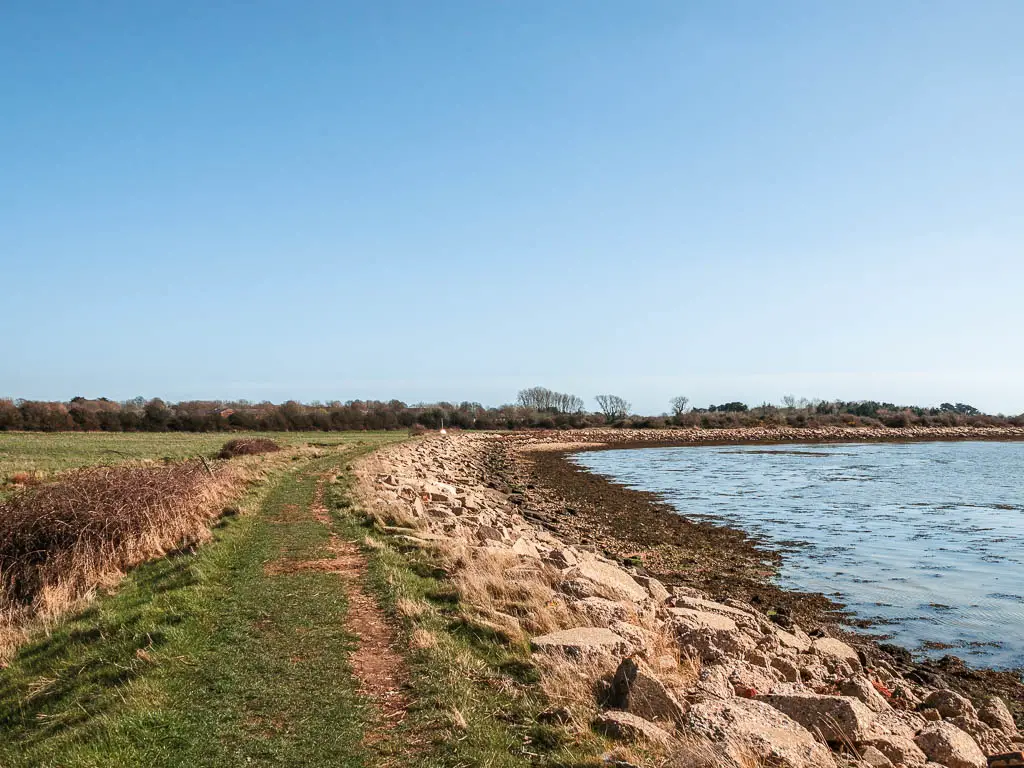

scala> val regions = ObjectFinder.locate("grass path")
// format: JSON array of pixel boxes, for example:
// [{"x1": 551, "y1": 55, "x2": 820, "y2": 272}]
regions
[
  {"x1": 0, "y1": 436, "x2": 609, "y2": 767},
  {"x1": 0, "y1": 445, "x2": 399, "y2": 767}
]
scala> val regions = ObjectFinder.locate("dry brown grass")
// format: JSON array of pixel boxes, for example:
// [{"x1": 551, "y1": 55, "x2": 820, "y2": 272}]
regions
[
  {"x1": 0, "y1": 458, "x2": 260, "y2": 659},
  {"x1": 657, "y1": 733, "x2": 770, "y2": 768},
  {"x1": 217, "y1": 437, "x2": 281, "y2": 459},
  {"x1": 440, "y1": 544, "x2": 577, "y2": 637},
  {"x1": 409, "y1": 628, "x2": 438, "y2": 650},
  {"x1": 8, "y1": 471, "x2": 44, "y2": 488},
  {"x1": 395, "y1": 597, "x2": 429, "y2": 619},
  {"x1": 535, "y1": 649, "x2": 619, "y2": 731},
  {"x1": 644, "y1": 619, "x2": 702, "y2": 693}
]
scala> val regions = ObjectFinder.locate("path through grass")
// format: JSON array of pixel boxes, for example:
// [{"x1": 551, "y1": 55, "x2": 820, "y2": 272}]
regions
[
  {"x1": 0, "y1": 439, "x2": 400, "y2": 767},
  {"x1": 0, "y1": 433, "x2": 608, "y2": 767}
]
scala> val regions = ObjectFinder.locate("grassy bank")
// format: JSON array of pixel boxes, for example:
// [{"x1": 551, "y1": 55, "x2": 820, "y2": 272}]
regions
[
  {"x1": 0, "y1": 437, "x2": 397, "y2": 766},
  {"x1": 0, "y1": 433, "x2": 606, "y2": 766}
]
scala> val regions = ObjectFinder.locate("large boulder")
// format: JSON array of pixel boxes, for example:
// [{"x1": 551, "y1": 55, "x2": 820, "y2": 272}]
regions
[
  {"x1": 813, "y1": 637, "x2": 862, "y2": 671},
  {"x1": 839, "y1": 676, "x2": 891, "y2": 713},
  {"x1": 633, "y1": 574, "x2": 670, "y2": 604},
  {"x1": 863, "y1": 735, "x2": 928, "y2": 767},
  {"x1": 564, "y1": 557, "x2": 649, "y2": 603},
  {"x1": 671, "y1": 595, "x2": 757, "y2": 621},
  {"x1": 573, "y1": 597, "x2": 637, "y2": 627},
  {"x1": 593, "y1": 710, "x2": 673, "y2": 747},
  {"x1": 914, "y1": 722, "x2": 986, "y2": 768},
  {"x1": 948, "y1": 714, "x2": 1012, "y2": 756},
  {"x1": 923, "y1": 689, "x2": 976, "y2": 720},
  {"x1": 777, "y1": 627, "x2": 813, "y2": 653},
  {"x1": 510, "y1": 537, "x2": 541, "y2": 558},
  {"x1": 755, "y1": 693, "x2": 876, "y2": 743},
  {"x1": 859, "y1": 745, "x2": 894, "y2": 767},
  {"x1": 607, "y1": 657, "x2": 688, "y2": 724},
  {"x1": 978, "y1": 696, "x2": 1019, "y2": 737},
  {"x1": 609, "y1": 621, "x2": 657, "y2": 658},
  {"x1": 685, "y1": 698, "x2": 838, "y2": 768},
  {"x1": 530, "y1": 627, "x2": 628, "y2": 657},
  {"x1": 668, "y1": 607, "x2": 756, "y2": 659},
  {"x1": 771, "y1": 656, "x2": 802, "y2": 682}
]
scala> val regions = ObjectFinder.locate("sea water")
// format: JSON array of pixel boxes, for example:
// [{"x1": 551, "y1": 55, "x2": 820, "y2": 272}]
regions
[{"x1": 572, "y1": 441, "x2": 1024, "y2": 669}]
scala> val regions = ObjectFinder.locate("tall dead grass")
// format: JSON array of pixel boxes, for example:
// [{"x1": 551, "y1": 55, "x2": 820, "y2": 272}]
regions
[
  {"x1": 440, "y1": 544, "x2": 578, "y2": 638},
  {"x1": 0, "y1": 459, "x2": 249, "y2": 658}
]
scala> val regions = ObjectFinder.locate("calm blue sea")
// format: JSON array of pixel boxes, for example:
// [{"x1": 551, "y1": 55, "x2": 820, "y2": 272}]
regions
[{"x1": 572, "y1": 441, "x2": 1024, "y2": 669}]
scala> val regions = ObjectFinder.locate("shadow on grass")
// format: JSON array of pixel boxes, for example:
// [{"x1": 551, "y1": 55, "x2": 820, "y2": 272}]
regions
[{"x1": 0, "y1": 550, "x2": 201, "y2": 748}]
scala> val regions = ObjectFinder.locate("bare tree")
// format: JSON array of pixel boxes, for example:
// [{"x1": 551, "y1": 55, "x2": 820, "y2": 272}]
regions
[
  {"x1": 553, "y1": 392, "x2": 585, "y2": 413},
  {"x1": 669, "y1": 396, "x2": 690, "y2": 417},
  {"x1": 518, "y1": 386, "x2": 554, "y2": 410},
  {"x1": 517, "y1": 386, "x2": 584, "y2": 414},
  {"x1": 782, "y1": 395, "x2": 797, "y2": 410},
  {"x1": 595, "y1": 394, "x2": 631, "y2": 421}
]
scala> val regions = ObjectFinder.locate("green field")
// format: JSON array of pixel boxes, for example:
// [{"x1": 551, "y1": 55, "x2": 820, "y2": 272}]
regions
[{"x1": 0, "y1": 431, "x2": 394, "y2": 481}]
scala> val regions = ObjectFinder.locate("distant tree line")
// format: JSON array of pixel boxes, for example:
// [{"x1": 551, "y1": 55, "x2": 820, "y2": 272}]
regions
[{"x1": 0, "y1": 392, "x2": 1019, "y2": 433}]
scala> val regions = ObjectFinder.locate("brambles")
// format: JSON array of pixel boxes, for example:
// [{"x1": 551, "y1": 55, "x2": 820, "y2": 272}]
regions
[
  {"x1": 0, "y1": 460, "x2": 242, "y2": 656},
  {"x1": 217, "y1": 437, "x2": 281, "y2": 459}
]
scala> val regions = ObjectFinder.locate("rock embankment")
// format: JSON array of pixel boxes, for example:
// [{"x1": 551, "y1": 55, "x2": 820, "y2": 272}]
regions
[
  {"x1": 507, "y1": 424, "x2": 1024, "y2": 448},
  {"x1": 357, "y1": 433, "x2": 1024, "y2": 768}
]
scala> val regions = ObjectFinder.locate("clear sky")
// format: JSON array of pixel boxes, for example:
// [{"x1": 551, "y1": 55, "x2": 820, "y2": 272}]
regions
[{"x1": 2, "y1": 2, "x2": 1022, "y2": 414}]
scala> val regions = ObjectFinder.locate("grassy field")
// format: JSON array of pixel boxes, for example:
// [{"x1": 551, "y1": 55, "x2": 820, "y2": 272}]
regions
[
  {"x1": 0, "y1": 431, "x2": 394, "y2": 481},
  {"x1": 0, "y1": 431, "x2": 606, "y2": 766}
]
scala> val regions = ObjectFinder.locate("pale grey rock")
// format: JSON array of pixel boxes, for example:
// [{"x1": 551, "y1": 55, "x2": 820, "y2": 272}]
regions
[
  {"x1": 813, "y1": 637, "x2": 862, "y2": 671},
  {"x1": 574, "y1": 597, "x2": 635, "y2": 627},
  {"x1": 668, "y1": 607, "x2": 756, "y2": 658},
  {"x1": 840, "y1": 676, "x2": 891, "y2": 713},
  {"x1": 777, "y1": 627, "x2": 813, "y2": 653},
  {"x1": 948, "y1": 714, "x2": 1011, "y2": 756},
  {"x1": 860, "y1": 745, "x2": 894, "y2": 767},
  {"x1": 914, "y1": 722, "x2": 986, "y2": 768},
  {"x1": 923, "y1": 689, "x2": 976, "y2": 720},
  {"x1": 771, "y1": 656, "x2": 802, "y2": 682},
  {"x1": 755, "y1": 693, "x2": 876, "y2": 743},
  {"x1": 530, "y1": 627, "x2": 628, "y2": 657},
  {"x1": 593, "y1": 710, "x2": 673, "y2": 747},
  {"x1": 633, "y1": 574, "x2": 670, "y2": 604},
  {"x1": 978, "y1": 695, "x2": 1019, "y2": 737},
  {"x1": 609, "y1": 621, "x2": 656, "y2": 657},
  {"x1": 569, "y1": 557, "x2": 650, "y2": 603},
  {"x1": 510, "y1": 537, "x2": 540, "y2": 558},
  {"x1": 607, "y1": 657, "x2": 688, "y2": 724},
  {"x1": 685, "y1": 697, "x2": 838, "y2": 768},
  {"x1": 863, "y1": 735, "x2": 928, "y2": 768}
]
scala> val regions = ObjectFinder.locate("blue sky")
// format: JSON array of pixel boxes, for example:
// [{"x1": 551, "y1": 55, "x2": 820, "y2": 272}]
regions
[{"x1": 2, "y1": 2, "x2": 1022, "y2": 414}]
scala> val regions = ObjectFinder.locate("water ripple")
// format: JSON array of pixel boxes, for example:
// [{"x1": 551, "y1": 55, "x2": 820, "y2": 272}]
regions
[{"x1": 573, "y1": 441, "x2": 1024, "y2": 669}]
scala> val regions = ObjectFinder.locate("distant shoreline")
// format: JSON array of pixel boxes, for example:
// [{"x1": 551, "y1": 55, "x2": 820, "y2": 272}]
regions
[{"x1": 504, "y1": 423, "x2": 1024, "y2": 452}]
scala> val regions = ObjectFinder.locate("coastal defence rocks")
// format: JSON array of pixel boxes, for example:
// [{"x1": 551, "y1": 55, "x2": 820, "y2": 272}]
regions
[
  {"x1": 356, "y1": 432, "x2": 1024, "y2": 768},
  {"x1": 508, "y1": 424, "x2": 1024, "y2": 448}
]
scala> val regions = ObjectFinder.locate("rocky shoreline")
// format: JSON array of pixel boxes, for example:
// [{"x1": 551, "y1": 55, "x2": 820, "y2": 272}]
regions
[{"x1": 359, "y1": 429, "x2": 1024, "y2": 767}]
